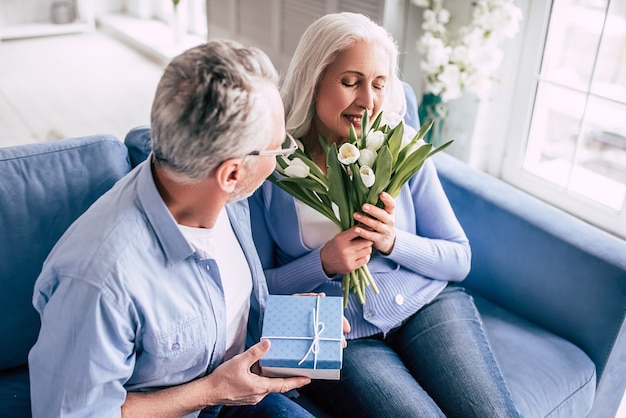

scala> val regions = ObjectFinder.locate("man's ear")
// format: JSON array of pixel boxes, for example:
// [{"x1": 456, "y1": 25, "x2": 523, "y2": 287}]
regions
[{"x1": 215, "y1": 158, "x2": 243, "y2": 193}]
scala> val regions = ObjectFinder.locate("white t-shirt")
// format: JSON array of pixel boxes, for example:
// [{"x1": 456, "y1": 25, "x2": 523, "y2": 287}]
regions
[
  {"x1": 295, "y1": 199, "x2": 341, "y2": 249},
  {"x1": 178, "y1": 209, "x2": 252, "y2": 360}
]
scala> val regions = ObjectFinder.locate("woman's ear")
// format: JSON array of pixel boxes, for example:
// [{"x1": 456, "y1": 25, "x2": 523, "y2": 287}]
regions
[{"x1": 214, "y1": 158, "x2": 243, "y2": 194}]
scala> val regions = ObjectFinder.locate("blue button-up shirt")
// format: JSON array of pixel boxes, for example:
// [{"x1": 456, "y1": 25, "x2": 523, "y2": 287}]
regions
[{"x1": 28, "y1": 161, "x2": 268, "y2": 417}]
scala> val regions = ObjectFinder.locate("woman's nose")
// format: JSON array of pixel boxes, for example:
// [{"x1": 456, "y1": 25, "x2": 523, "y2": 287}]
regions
[{"x1": 355, "y1": 85, "x2": 374, "y2": 112}]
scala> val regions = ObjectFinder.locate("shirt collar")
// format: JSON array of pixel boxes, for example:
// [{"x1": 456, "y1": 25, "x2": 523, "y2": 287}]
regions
[{"x1": 135, "y1": 160, "x2": 195, "y2": 265}]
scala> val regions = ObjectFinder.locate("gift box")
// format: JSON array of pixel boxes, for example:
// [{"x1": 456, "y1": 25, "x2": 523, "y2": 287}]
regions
[{"x1": 260, "y1": 295, "x2": 343, "y2": 380}]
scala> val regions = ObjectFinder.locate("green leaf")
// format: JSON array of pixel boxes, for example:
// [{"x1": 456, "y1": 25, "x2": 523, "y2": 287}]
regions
[
  {"x1": 349, "y1": 124, "x2": 360, "y2": 147},
  {"x1": 386, "y1": 144, "x2": 433, "y2": 197},
  {"x1": 416, "y1": 119, "x2": 435, "y2": 141},
  {"x1": 326, "y1": 143, "x2": 351, "y2": 229},
  {"x1": 385, "y1": 139, "x2": 453, "y2": 198},
  {"x1": 396, "y1": 142, "x2": 414, "y2": 165},
  {"x1": 360, "y1": 109, "x2": 369, "y2": 147},
  {"x1": 317, "y1": 134, "x2": 329, "y2": 155},
  {"x1": 427, "y1": 139, "x2": 454, "y2": 158},
  {"x1": 350, "y1": 163, "x2": 369, "y2": 213},
  {"x1": 370, "y1": 111, "x2": 384, "y2": 132},
  {"x1": 276, "y1": 156, "x2": 289, "y2": 171},
  {"x1": 396, "y1": 120, "x2": 434, "y2": 163},
  {"x1": 367, "y1": 146, "x2": 392, "y2": 204},
  {"x1": 343, "y1": 167, "x2": 356, "y2": 228},
  {"x1": 316, "y1": 190, "x2": 334, "y2": 209},
  {"x1": 275, "y1": 176, "x2": 327, "y2": 195},
  {"x1": 386, "y1": 122, "x2": 404, "y2": 166}
]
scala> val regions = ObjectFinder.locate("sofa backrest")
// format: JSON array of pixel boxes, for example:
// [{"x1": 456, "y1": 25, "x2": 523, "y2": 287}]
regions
[{"x1": 0, "y1": 136, "x2": 131, "y2": 370}]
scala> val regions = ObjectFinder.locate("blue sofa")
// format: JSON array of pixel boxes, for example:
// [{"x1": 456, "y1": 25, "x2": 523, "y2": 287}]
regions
[{"x1": 1, "y1": 126, "x2": 625, "y2": 417}]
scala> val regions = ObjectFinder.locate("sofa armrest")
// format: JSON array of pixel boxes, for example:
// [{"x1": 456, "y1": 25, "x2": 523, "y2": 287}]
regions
[{"x1": 432, "y1": 152, "x2": 626, "y2": 417}]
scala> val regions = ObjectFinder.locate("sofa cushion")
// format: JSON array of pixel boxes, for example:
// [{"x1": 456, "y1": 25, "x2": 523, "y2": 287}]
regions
[
  {"x1": 474, "y1": 294, "x2": 596, "y2": 418},
  {"x1": 0, "y1": 136, "x2": 131, "y2": 370}
]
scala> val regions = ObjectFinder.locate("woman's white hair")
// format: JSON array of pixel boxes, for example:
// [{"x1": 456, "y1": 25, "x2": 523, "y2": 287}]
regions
[{"x1": 281, "y1": 12, "x2": 406, "y2": 139}]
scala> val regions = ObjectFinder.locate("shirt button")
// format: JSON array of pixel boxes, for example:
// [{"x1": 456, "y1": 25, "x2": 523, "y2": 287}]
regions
[
  {"x1": 364, "y1": 310, "x2": 374, "y2": 319},
  {"x1": 171, "y1": 342, "x2": 180, "y2": 351},
  {"x1": 205, "y1": 264, "x2": 210, "y2": 271},
  {"x1": 395, "y1": 294, "x2": 404, "y2": 305}
]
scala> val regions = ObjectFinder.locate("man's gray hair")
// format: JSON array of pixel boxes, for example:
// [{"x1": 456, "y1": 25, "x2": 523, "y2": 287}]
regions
[{"x1": 150, "y1": 40, "x2": 280, "y2": 181}]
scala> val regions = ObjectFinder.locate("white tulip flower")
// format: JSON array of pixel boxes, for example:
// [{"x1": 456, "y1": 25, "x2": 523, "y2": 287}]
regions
[
  {"x1": 358, "y1": 148, "x2": 378, "y2": 168},
  {"x1": 283, "y1": 158, "x2": 310, "y2": 178},
  {"x1": 359, "y1": 166, "x2": 376, "y2": 188},
  {"x1": 365, "y1": 130, "x2": 385, "y2": 151},
  {"x1": 338, "y1": 143, "x2": 360, "y2": 165}
]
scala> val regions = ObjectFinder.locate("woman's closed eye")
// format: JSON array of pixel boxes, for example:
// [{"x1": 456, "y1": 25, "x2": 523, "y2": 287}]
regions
[{"x1": 341, "y1": 80, "x2": 385, "y2": 91}]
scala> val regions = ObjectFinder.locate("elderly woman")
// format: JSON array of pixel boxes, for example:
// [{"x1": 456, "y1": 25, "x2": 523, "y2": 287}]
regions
[{"x1": 249, "y1": 12, "x2": 521, "y2": 418}]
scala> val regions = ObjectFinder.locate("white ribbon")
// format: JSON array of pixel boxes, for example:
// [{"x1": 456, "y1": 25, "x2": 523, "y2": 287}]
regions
[
  {"x1": 262, "y1": 296, "x2": 342, "y2": 369},
  {"x1": 298, "y1": 298, "x2": 325, "y2": 368}
]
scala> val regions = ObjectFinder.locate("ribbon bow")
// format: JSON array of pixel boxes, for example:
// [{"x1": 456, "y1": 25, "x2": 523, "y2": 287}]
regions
[{"x1": 298, "y1": 296, "x2": 325, "y2": 368}]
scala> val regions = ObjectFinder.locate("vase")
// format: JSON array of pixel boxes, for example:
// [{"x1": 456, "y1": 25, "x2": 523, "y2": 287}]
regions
[{"x1": 418, "y1": 93, "x2": 448, "y2": 147}]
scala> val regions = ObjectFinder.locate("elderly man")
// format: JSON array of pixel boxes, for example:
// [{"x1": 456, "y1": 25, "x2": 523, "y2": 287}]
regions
[{"x1": 28, "y1": 40, "x2": 313, "y2": 418}]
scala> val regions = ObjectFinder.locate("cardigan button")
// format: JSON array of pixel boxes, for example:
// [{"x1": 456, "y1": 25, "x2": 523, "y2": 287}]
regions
[{"x1": 395, "y1": 294, "x2": 404, "y2": 305}]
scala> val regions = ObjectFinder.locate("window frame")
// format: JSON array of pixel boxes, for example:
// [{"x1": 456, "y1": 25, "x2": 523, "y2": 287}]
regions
[{"x1": 501, "y1": 0, "x2": 626, "y2": 239}]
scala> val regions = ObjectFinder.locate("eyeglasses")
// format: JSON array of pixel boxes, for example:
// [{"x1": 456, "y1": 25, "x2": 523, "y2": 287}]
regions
[{"x1": 248, "y1": 133, "x2": 298, "y2": 157}]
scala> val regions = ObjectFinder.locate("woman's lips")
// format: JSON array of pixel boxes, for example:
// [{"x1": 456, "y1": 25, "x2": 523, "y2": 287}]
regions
[{"x1": 344, "y1": 114, "x2": 363, "y2": 127}]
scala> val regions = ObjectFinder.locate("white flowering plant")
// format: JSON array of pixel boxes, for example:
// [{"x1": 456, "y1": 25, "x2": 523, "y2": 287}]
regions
[
  {"x1": 412, "y1": 0, "x2": 523, "y2": 102},
  {"x1": 269, "y1": 112, "x2": 452, "y2": 307}
]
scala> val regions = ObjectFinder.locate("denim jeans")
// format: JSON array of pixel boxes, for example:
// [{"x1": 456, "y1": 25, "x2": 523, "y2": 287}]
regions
[
  {"x1": 198, "y1": 393, "x2": 315, "y2": 418},
  {"x1": 301, "y1": 285, "x2": 521, "y2": 418}
]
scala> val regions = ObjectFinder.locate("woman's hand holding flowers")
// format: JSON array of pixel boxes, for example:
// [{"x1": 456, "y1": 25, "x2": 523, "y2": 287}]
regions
[
  {"x1": 320, "y1": 229, "x2": 373, "y2": 276},
  {"x1": 354, "y1": 192, "x2": 396, "y2": 255}
]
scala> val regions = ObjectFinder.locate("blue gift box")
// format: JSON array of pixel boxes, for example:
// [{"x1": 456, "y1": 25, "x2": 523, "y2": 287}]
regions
[{"x1": 260, "y1": 295, "x2": 343, "y2": 380}]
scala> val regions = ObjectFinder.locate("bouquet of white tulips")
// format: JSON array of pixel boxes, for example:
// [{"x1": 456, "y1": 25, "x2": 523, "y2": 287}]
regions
[{"x1": 270, "y1": 111, "x2": 452, "y2": 307}]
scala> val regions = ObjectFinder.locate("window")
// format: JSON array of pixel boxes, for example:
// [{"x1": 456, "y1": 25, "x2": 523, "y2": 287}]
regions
[
  {"x1": 503, "y1": 0, "x2": 626, "y2": 239},
  {"x1": 123, "y1": 0, "x2": 207, "y2": 37}
]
